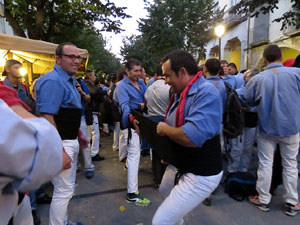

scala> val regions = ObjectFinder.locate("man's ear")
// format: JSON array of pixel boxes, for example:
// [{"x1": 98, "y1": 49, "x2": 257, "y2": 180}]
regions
[{"x1": 178, "y1": 67, "x2": 187, "y2": 77}]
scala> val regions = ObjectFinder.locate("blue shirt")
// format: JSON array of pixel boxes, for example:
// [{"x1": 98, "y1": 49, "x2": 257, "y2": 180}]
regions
[
  {"x1": 222, "y1": 74, "x2": 237, "y2": 89},
  {"x1": 166, "y1": 76, "x2": 223, "y2": 147},
  {"x1": 242, "y1": 62, "x2": 300, "y2": 137},
  {"x1": 116, "y1": 77, "x2": 147, "y2": 128},
  {"x1": 4, "y1": 78, "x2": 28, "y2": 101},
  {"x1": 36, "y1": 64, "x2": 82, "y2": 114},
  {"x1": 206, "y1": 76, "x2": 227, "y2": 112},
  {"x1": 79, "y1": 79, "x2": 90, "y2": 116},
  {"x1": 234, "y1": 73, "x2": 245, "y2": 89}
]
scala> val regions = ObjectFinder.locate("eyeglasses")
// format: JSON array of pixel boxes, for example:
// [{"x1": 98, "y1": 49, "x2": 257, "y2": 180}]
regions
[{"x1": 60, "y1": 54, "x2": 82, "y2": 62}]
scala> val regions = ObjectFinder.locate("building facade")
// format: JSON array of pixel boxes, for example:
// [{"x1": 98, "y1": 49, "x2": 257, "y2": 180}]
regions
[{"x1": 205, "y1": 0, "x2": 300, "y2": 70}]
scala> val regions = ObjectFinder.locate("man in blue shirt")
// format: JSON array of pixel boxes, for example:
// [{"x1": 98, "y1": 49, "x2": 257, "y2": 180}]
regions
[
  {"x1": 243, "y1": 45, "x2": 300, "y2": 216},
  {"x1": 152, "y1": 50, "x2": 223, "y2": 225},
  {"x1": 115, "y1": 59, "x2": 150, "y2": 206},
  {"x1": 219, "y1": 60, "x2": 237, "y2": 89},
  {"x1": 36, "y1": 42, "x2": 83, "y2": 225},
  {"x1": 204, "y1": 58, "x2": 227, "y2": 111}
]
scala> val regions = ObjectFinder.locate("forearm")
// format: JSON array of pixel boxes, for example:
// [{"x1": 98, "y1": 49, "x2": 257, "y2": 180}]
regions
[
  {"x1": 40, "y1": 113, "x2": 57, "y2": 128},
  {"x1": 162, "y1": 125, "x2": 196, "y2": 147},
  {"x1": 83, "y1": 94, "x2": 91, "y2": 103}
]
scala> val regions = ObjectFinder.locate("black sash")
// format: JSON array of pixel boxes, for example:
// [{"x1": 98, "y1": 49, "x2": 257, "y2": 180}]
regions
[
  {"x1": 54, "y1": 108, "x2": 81, "y2": 140},
  {"x1": 132, "y1": 110, "x2": 222, "y2": 176}
]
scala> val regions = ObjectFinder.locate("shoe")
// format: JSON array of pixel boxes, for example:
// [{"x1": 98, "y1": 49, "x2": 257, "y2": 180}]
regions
[
  {"x1": 120, "y1": 157, "x2": 127, "y2": 163},
  {"x1": 203, "y1": 197, "x2": 212, "y2": 206},
  {"x1": 32, "y1": 210, "x2": 41, "y2": 225},
  {"x1": 92, "y1": 155, "x2": 105, "y2": 161},
  {"x1": 36, "y1": 194, "x2": 52, "y2": 204},
  {"x1": 126, "y1": 192, "x2": 151, "y2": 206},
  {"x1": 66, "y1": 220, "x2": 83, "y2": 225},
  {"x1": 285, "y1": 203, "x2": 300, "y2": 217},
  {"x1": 248, "y1": 195, "x2": 270, "y2": 212},
  {"x1": 85, "y1": 171, "x2": 94, "y2": 179}
]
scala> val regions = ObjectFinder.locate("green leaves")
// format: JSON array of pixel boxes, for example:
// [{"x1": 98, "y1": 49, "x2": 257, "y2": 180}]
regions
[
  {"x1": 121, "y1": 0, "x2": 224, "y2": 73},
  {"x1": 229, "y1": 0, "x2": 300, "y2": 30}
]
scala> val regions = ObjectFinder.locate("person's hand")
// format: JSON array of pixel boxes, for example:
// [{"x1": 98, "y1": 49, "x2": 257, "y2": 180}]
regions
[
  {"x1": 62, "y1": 150, "x2": 73, "y2": 170},
  {"x1": 133, "y1": 119, "x2": 140, "y2": 135},
  {"x1": 161, "y1": 159, "x2": 169, "y2": 165},
  {"x1": 157, "y1": 122, "x2": 169, "y2": 136},
  {"x1": 76, "y1": 82, "x2": 85, "y2": 96},
  {"x1": 78, "y1": 129, "x2": 89, "y2": 149}
]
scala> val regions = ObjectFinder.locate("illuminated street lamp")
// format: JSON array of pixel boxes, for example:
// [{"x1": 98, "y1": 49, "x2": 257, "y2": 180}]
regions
[{"x1": 215, "y1": 24, "x2": 225, "y2": 59}]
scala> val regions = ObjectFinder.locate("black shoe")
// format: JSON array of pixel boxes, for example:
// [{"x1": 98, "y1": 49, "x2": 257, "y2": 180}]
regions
[
  {"x1": 92, "y1": 155, "x2": 105, "y2": 161},
  {"x1": 203, "y1": 197, "x2": 212, "y2": 206},
  {"x1": 32, "y1": 210, "x2": 41, "y2": 225},
  {"x1": 141, "y1": 149, "x2": 150, "y2": 157},
  {"x1": 85, "y1": 171, "x2": 94, "y2": 179},
  {"x1": 36, "y1": 194, "x2": 52, "y2": 204}
]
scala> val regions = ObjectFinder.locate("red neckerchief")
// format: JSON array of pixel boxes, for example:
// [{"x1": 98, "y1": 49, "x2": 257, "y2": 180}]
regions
[
  {"x1": 165, "y1": 71, "x2": 202, "y2": 127},
  {"x1": 154, "y1": 74, "x2": 158, "y2": 81}
]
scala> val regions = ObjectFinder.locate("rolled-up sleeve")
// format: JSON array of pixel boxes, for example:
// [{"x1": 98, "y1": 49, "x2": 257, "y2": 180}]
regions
[
  {"x1": 182, "y1": 92, "x2": 222, "y2": 147},
  {"x1": 0, "y1": 100, "x2": 63, "y2": 192},
  {"x1": 36, "y1": 79, "x2": 64, "y2": 114}
]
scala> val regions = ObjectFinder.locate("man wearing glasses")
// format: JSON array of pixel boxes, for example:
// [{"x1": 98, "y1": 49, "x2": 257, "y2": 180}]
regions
[{"x1": 36, "y1": 42, "x2": 84, "y2": 225}]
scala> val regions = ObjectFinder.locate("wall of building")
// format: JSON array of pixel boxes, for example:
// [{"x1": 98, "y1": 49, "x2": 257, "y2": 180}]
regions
[
  {"x1": 0, "y1": 0, "x2": 14, "y2": 35},
  {"x1": 204, "y1": 0, "x2": 300, "y2": 70}
]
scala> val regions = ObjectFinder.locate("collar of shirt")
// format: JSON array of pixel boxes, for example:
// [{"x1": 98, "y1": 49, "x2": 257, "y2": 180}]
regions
[
  {"x1": 265, "y1": 62, "x2": 283, "y2": 70},
  {"x1": 4, "y1": 78, "x2": 19, "y2": 89},
  {"x1": 54, "y1": 64, "x2": 76, "y2": 86},
  {"x1": 206, "y1": 76, "x2": 221, "y2": 81}
]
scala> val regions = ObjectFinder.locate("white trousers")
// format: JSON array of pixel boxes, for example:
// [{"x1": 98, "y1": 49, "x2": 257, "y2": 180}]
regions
[
  {"x1": 119, "y1": 129, "x2": 128, "y2": 162},
  {"x1": 79, "y1": 116, "x2": 94, "y2": 171},
  {"x1": 90, "y1": 114, "x2": 100, "y2": 157},
  {"x1": 12, "y1": 195, "x2": 33, "y2": 225},
  {"x1": 125, "y1": 129, "x2": 141, "y2": 193},
  {"x1": 227, "y1": 127, "x2": 256, "y2": 173},
  {"x1": 256, "y1": 132, "x2": 299, "y2": 205},
  {"x1": 112, "y1": 122, "x2": 120, "y2": 151},
  {"x1": 152, "y1": 165, "x2": 223, "y2": 225},
  {"x1": 49, "y1": 139, "x2": 79, "y2": 225}
]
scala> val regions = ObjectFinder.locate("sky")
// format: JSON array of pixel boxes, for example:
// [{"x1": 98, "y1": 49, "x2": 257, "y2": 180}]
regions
[{"x1": 96, "y1": 0, "x2": 152, "y2": 59}]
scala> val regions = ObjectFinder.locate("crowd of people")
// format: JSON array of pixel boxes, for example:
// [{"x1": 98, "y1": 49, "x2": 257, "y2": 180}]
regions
[{"x1": 0, "y1": 42, "x2": 299, "y2": 225}]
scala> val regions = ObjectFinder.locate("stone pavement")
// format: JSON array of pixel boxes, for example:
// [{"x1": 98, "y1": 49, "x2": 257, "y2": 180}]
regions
[{"x1": 38, "y1": 135, "x2": 300, "y2": 225}]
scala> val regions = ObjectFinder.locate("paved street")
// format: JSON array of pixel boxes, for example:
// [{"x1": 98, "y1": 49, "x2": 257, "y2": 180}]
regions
[{"x1": 38, "y1": 135, "x2": 300, "y2": 225}]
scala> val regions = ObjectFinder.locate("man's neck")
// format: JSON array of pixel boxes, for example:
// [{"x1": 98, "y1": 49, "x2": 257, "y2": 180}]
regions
[
  {"x1": 6, "y1": 76, "x2": 18, "y2": 87},
  {"x1": 265, "y1": 60, "x2": 281, "y2": 66}
]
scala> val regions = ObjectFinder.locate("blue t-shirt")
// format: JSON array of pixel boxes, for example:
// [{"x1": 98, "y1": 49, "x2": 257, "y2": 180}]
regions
[
  {"x1": 242, "y1": 63, "x2": 300, "y2": 137},
  {"x1": 166, "y1": 76, "x2": 223, "y2": 147},
  {"x1": 36, "y1": 64, "x2": 82, "y2": 114},
  {"x1": 79, "y1": 79, "x2": 90, "y2": 116},
  {"x1": 115, "y1": 77, "x2": 147, "y2": 128}
]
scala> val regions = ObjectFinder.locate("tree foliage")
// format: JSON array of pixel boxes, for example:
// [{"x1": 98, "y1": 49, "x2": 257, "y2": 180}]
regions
[
  {"x1": 230, "y1": 0, "x2": 300, "y2": 30},
  {"x1": 121, "y1": 0, "x2": 224, "y2": 74},
  {"x1": 4, "y1": 0, "x2": 130, "y2": 41}
]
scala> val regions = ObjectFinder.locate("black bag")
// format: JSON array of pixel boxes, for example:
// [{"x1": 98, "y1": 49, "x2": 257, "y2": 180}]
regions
[
  {"x1": 223, "y1": 82, "x2": 244, "y2": 139},
  {"x1": 224, "y1": 172, "x2": 258, "y2": 201},
  {"x1": 244, "y1": 111, "x2": 258, "y2": 128}
]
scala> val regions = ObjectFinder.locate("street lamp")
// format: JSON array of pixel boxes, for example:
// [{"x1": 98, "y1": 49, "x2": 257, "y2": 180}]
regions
[{"x1": 215, "y1": 24, "x2": 225, "y2": 60}]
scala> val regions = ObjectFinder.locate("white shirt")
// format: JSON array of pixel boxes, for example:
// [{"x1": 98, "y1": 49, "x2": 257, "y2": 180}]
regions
[
  {"x1": 145, "y1": 79, "x2": 170, "y2": 117},
  {"x1": 0, "y1": 99, "x2": 63, "y2": 224}
]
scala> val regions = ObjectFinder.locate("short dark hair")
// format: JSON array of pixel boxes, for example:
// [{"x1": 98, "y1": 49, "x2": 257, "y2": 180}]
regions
[
  {"x1": 205, "y1": 58, "x2": 221, "y2": 75},
  {"x1": 263, "y1": 45, "x2": 282, "y2": 63},
  {"x1": 125, "y1": 59, "x2": 141, "y2": 71},
  {"x1": 161, "y1": 50, "x2": 198, "y2": 76},
  {"x1": 220, "y1": 60, "x2": 228, "y2": 65},
  {"x1": 55, "y1": 42, "x2": 77, "y2": 56},
  {"x1": 2, "y1": 59, "x2": 22, "y2": 76},
  {"x1": 228, "y1": 63, "x2": 237, "y2": 69},
  {"x1": 156, "y1": 64, "x2": 163, "y2": 76},
  {"x1": 116, "y1": 68, "x2": 127, "y2": 81},
  {"x1": 292, "y1": 54, "x2": 300, "y2": 68}
]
